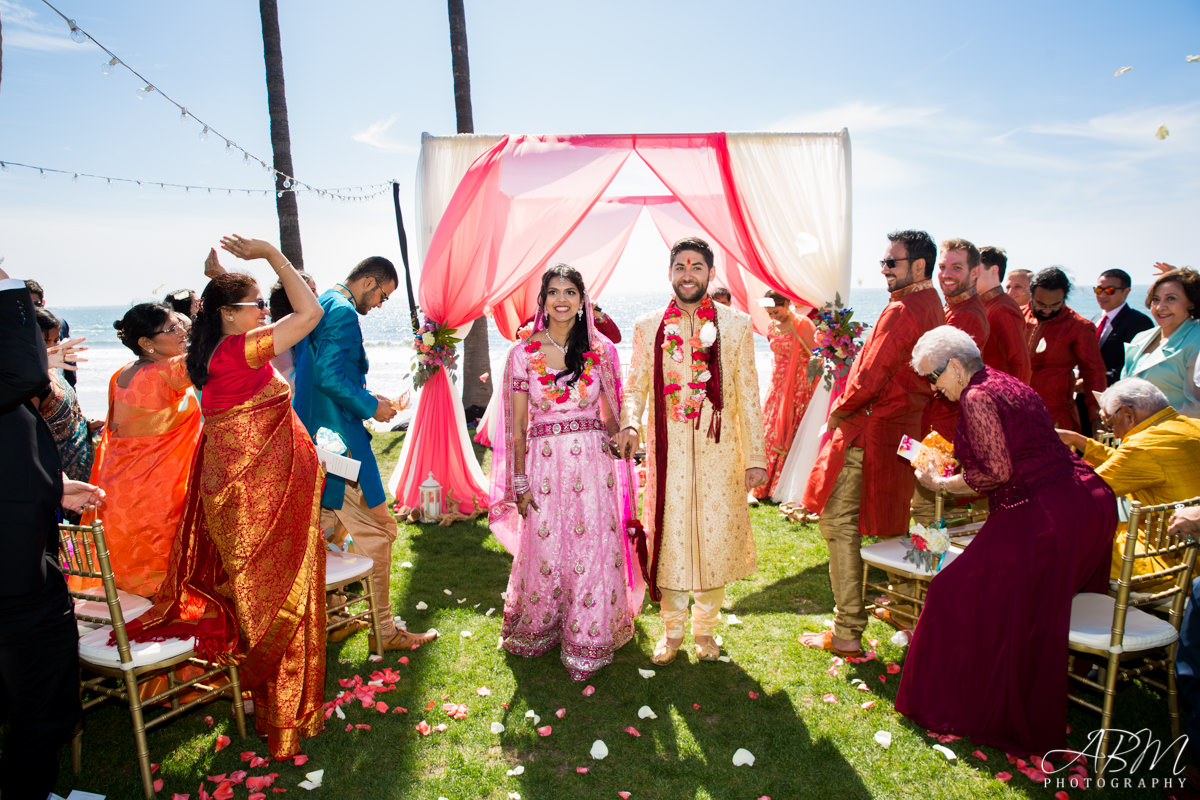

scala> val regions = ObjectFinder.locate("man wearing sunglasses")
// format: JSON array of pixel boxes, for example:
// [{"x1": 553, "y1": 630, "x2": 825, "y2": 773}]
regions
[
  {"x1": 293, "y1": 257, "x2": 438, "y2": 652},
  {"x1": 800, "y1": 230, "x2": 945, "y2": 658},
  {"x1": 1093, "y1": 269, "x2": 1152, "y2": 385}
]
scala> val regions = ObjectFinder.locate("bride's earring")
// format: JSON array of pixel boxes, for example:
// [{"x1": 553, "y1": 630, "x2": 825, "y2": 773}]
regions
[{"x1": 577, "y1": 308, "x2": 583, "y2": 320}]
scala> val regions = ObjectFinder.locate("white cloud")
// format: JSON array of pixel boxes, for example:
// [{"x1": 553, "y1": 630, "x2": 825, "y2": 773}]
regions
[
  {"x1": 769, "y1": 102, "x2": 941, "y2": 135},
  {"x1": 0, "y1": 0, "x2": 80, "y2": 52},
  {"x1": 1010, "y1": 102, "x2": 1200, "y2": 152},
  {"x1": 352, "y1": 115, "x2": 418, "y2": 154}
]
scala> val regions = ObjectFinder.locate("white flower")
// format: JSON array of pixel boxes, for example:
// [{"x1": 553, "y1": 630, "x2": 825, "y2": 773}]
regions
[
  {"x1": 909, "y1": 522, "x2": 929, "y2": 539},
  {"x1": 923, "y1": 527, "x2": 951, "y2": 555},
  {"x1": 699, "y1": 370, "x2": 712, "y2": 382},
  {"x1": 698, "y1": 321, "x2": 717, "y2": 347},
  {"x1": 664, "y1": 323, "x2": 681, "y2": 336},
  {"x1": 422, "y1": 332, "x2": 436, "y2": 347}
]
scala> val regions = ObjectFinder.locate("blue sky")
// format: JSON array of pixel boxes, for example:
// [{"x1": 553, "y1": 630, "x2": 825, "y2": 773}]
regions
[{"x1": 1, "y1": 0, "x2": 1197, "y2": 306}]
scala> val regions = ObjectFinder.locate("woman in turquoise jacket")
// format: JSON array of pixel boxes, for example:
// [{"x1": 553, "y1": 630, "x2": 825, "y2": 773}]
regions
[{"x1": 1122, "y1": 268, "x2": 1200, "y2": 418}]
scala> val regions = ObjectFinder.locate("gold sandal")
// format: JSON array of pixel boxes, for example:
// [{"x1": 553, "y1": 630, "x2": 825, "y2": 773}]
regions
[
  {"x1": 693, "y1": 635, "x2": 721, "y2": 662},
  {"x1": 651, "y1": 637, "x2": 683, "y2": 665}
]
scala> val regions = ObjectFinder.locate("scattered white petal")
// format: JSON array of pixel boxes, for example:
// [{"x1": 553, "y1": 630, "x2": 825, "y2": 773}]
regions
[
  {"x1": 725, "y1": 613, "x2": 742, "y2": 626},
  {"x1": 637, "y1": 668, "x2": 656, "y2": 679},
  {"x1": 507, "y1": 794, "x2": 521, "y2": 800},
  {"x1": 1156, "y1": 125, "x2": 1170, "y2": 140},
  {"x1": 457, "y1": 598, "x2": 467, "y2": 604},
  {"x1": 298, "y1": 769, "x2": 325, "y2": 790},
  {"x1": 637, "y1": 705, "x2": 658, "y2": 720},
  {"x1": 524, "y1": 710, "x2": 538, "y2": 719},
  {"x1": 506, "y1": 765, "x2": 525, "y2": 776},
  {"x1": 874, "y1": 731, "x2": 892, "y2": 749},
  {"x1": 491, "y1": 722, "x2": 506, "y2": 734},
  {"x1": 486, "y1": 607, "x2": 496, "y2": 617},
  {"x1": 932, "y1": 744, "x2": 957, "y2": 760},
  {"x1": 415, "y1": 601, "x2": 428, "y2": 611},
  {"x1": 368, "y1": 654, "x2": 383, "y2": 662},
  {"x1": 473, "y1": 603, "x2": 480, "y2": 608},
  {"x1": 731, "y1": 748, "x2": 756, "y2": 767},
  {"x1": 334, "y1": 705, "x2": 346, "y2": 720},
  {"x1": 850, "y1": 678, "x2": 865, "y2": 686},
  {"x1": 717, "y1": 655, "x2": 731, "y2": 662},
  {"x1": 590, "y1": 739, "x2": 609, "y2": 760},
  {"x1": 461, "y1": 630, "x2": 473, "y2": 638},
  {"x1": 1114, "y1": 65, "x2": 1132, "y2": 76},
  {"x1": 444, "y1": 589, "x2": 453, "y2": 595},
  {"x1": 497, "y1": 636, "x2": 505, "y2": 650},
  {"x1": 714, "y1": 634, "x2": 724, "y2": 646},
  {"x1": 822, "y1": 619, "x2": 834, "y2": 628},
  {"x1": 1188, "y1": 55, "x2": 1200, "y2": 62},
  {"x1": 890, "y1": 630, "x2": 911, "y2": 647},
  {"x1": 400, "y1": 561, "x2": 413, "y2": 568}
]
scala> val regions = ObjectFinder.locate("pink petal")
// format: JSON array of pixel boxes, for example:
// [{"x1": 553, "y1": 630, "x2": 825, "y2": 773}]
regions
[
  {"x1": 356, "y1": 724, "x2": 372, "y2": 730},
  {"x1": 375, "y1": 702, "x2": 389, "y2": 713},
  {"x1": 856, "y1": 683, "x2": 869, "y2": 692},
  {"x1": 240, "y1": 752, "x2": 256, "y2": 763},
  {"x1": 996, "y1": 772, "x2": 1012, "y2": 782},
  {"x1": 228, "y1": 771, "x2": 247, "y2": 785},
  {"x1": 878, "y1": 674, "x2": 887, "y2": 683},
  {"x1": 971, "y1": 750, "x2": 987, "y2": 761},
  {"x1": 152, "y1": 763, "x2": 160, "y2": 774},
  {"x1": 748, "y1": 691, "x2": 760, "y2": 699},
  {"x1": 867, "y1": 638, "x2": 879, "y2": 647},
  {"x1": 830, "y1": 656, "x2": 844, "y2": 666},
  {"x1": 576, "y1": 767, "x2": 589, "y2": 774},
  {"x1": 1055, "y1": 793, "x2": 1069, "y2": 800},
  {"x1": 416, "y1": 720, "x2": 431, "y2": 736},
  {"x1": 214, "y1": 735, "x2": 231, "y2": 752},
  {"x1": 885, "y1": 662, "x2": 901, "y2": 674},
  {"x1": 204, "y1": 716, "x2": 214, "y2": 728},
  {"x1": 399, "y1": 656, "x2": 409, "y2": 664},
  {"x1": 555, "y1": 708, "x2": 566, "y2": 718},
  {"x1": 822, "y1": 693, "x2": 838, "y2": 704},
  {"x1": 213, "y1": 784, "x2": 235, "y2": 800},
  {"x1": 154, "y1": 780, "x2": 164, "y2": 793},
  {"x1": 692, "y1": 703, "x2": 702, "y2": 710},
  {"x1": 826, "y1": 667, "x2": 838, "y2": 677},
  {"x1": 345, "y1": 724, "x2": 354, "y2": 732},
  {"x1": 206, "y1": 775, "x2": 227, "y2": 783},
  {"x1": 477, "y1": 687, "x2": 492, "y2": 696},
  {"x1": 625, "y1": 727, "x2": 641, "y2": 737},
  {"x1": 250, "y1": 795, "x2": 266, "y2": 800},
  {"x1": 861, "y1": 701, "x2": 875, "y2": 710},
  {"x1": 172, "y1": 794, "x2": 190, "y2": 800},
  {"x1": 392, "y1": 706, "x2": 408, "y2": 714},
  {"x1": 537, "y1": 725, "x2": 552, "y2": 736},
  {"x1": 293, "y1": 755, "x2": 308, "y2": 766},
  {"x1": 582, "y1": 685, "x2": 596, "y2": 697},
  {"x1": 619, "y1": 794, "x2": 631, "y2": 799}
]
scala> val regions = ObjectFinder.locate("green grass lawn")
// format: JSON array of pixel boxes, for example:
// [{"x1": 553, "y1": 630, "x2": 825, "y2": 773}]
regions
[{"x1": 46, "y1": 430, "x2": 1185, "y2": 799}]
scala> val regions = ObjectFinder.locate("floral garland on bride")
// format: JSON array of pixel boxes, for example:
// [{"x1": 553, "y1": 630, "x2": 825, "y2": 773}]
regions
[
  {"x1": 525, "y1": 339, "x2": 600, "y2": 406},
  {"x1": 661, "y1": 297, "x2": 718, "y2": 422}
]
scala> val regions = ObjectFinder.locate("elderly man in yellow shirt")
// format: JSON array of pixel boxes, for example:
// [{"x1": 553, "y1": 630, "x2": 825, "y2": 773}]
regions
[{"x1": 1058, "y1": 377, "x2": 1200, "y2": 585}]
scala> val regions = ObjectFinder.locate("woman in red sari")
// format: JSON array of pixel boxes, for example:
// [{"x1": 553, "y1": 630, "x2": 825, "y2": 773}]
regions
[
  {"x1": 752, "y1": 291, "x2": 817, "y2": 500},
  {"x1": 127, "y1": 235, "x2": 326, "y2": 758}
]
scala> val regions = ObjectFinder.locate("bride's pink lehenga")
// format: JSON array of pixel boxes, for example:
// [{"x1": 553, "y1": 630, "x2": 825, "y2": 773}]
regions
[{"x1": 489, "y1": 326, "x2": 644, "y2": 681}]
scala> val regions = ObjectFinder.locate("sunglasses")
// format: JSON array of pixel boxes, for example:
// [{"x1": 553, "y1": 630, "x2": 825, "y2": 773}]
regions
[
  {"x1": 880, "y1": 257, "x2": 914, "y2": 269},
  {"x1": 1093, "y1": 286, "x2": 1125, "y2": 296},
  {"x1": 229, "y1": 299, "x2": 269, "y2": 310},
  {"x1": 154, "y1": 323, "x2": 184, "y2": 336},
  {"x1": 927, "y1": 365, "x2": 947, "y2": 386}
]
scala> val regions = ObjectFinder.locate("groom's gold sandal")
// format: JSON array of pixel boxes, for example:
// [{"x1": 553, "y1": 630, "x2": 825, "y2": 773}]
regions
[
  {"x1": 693, "y1": 636, "x2": 721, "y2": 662},
  {"x1": 651, "y1": 637, "x2": 683, "y2": 665}
]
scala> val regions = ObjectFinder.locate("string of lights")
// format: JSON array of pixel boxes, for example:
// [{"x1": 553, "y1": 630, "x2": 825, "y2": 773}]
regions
[
  {"x1": 40, "y1": 0, "x2": 395, "y2": 201},
  {"x1": 0, "y1": 159, "x2": 394, "y2": 201}
]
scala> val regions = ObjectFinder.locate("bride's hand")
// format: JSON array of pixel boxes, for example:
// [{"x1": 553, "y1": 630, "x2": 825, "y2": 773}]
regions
[{"x1": 517, "y1": 492, "x2": 539, "y2": 518}]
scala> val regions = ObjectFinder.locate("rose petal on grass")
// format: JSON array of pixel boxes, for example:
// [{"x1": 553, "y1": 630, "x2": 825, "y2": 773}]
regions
[
  {"x1": 856, "y1": 683, "x2": 869, "y2": 692},
  {"x1": 536, "y1": 725, "x2": 552, "y2": 736},
  {"x1": 443, "y1": 589, "x2": 452, "y2": 595},
  {"x1": 576, "y1": 767, "x2": 589, "y2": 774},
  {"x1": 692, "y1": 703, "x2": 702, "y2": 709},
  {"x1": 717, "y1": 655, "x2": 731, "y2": 662},
  {"x1": 748, "y1": 691, "x2": 760, "y2": 699},
  {"x1": 624, "y1": 726, "x2": 641, "y2": 737},
  {"x1": 556, "y1": 708, "x2": 566, "y2": 718},
  {"x1": 971, "y1": 750, "x2": 987, "y2": 761},
  {"x1": 996, "y1": 772, "x2": 1012, "y2": 783},
  {"x1": 368, "y1": 654, "x2": 384, "y2": 662},
  {"x1": 486, "y1": 607, "x2": 496, "y2": 616},
  {"x1": 240, "y1": 751, "x2": 257, "y2": 762},
  {"x1": 885, "y1": 662, "x2": 901, "y2": 674},
  {"x1": 416, "y1": 720, "x2": 431, "y2": 736},
  {"x1": 582, "y1": 684, "x2": 597, "y2": 696},
  {"x1": 874, "y1": 731, "x2": 892, "y2": 749},
  {"x1": 477, "y1": 686, "x2": 492, "y2": 696},
  {"x1": 637, "y1": 668, "x2": 655, "y2": 679},
  {"x1": 215, "y1": 734, "x2": 231, "y2": 752},
  {"x1": 890, "y1": 630, "x2": 910, "y2": 647},
  {"x1": 506, "y1": 765, "x2": 525, "y2": 776},
  {"x1": 491, "y1": 722, "x2": 506, "y2": 734},
  {"x1": 154, "y1": 779, "x2": 164, "y2": 792},
  {"x1": 826, "y1": 667, "x2": 838, "y2": 677},
  {"x1": 932, "y1": 744, "x2": 957, "y2": 760},
  {"x1": 638, "y1": 706, "x2": 658, "y2": 720},
  {"x1": 878, "y1": 675, "x2": 887, "y2": 683},
  {"x1": 400, "y1": 561, "x2": 413, "y2": 568},
  {"x1": 725, "y1": 613, "x2": 742, "y2": 625},
  {"x1": 204, "y1": 715, "x2": 214, "y2": 728},
  {"x1": 1055, "y1": 793, "x2": 1069, "y2": 800},
  {"x1": 731, "y1": 748, "x2": 756, "y2": 767},
  {"x1": 508, "y1": 794, "x2": 521, "y2": 800},
  {"x1": 590, "y1": 739, "x2": 609, "y2": 759},
  {"x1": 861, "y1": 701, "x2": 875, "y2": 710},
  {"x1": 334, "y1": 705, "x2": 346, "y2": 720},
  {"x1": 619, "y1": 794, "x2": 631, "y2": 799},
  {"x1": 461, "y1": 630, "x2": 473, "y2": 638},
  {"x1": 457, "y1": 598, "x2": 466, "y2": 604},
  {"x1": 213, "y1": 784, "x2": 235, "y2": 800},
  {"x1": 432, "y1": 723, "x2": 447, "y2": 732},
  {"x1": 415, "y1": 601, "x2": 428, "y2": 610},
  {"x1": 822, "y1": 693, "x2": 838, "y2": 704}
]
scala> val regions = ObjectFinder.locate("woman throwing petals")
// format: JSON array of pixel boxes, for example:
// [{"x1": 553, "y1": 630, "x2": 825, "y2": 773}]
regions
[
  {"x1": 126, "y1": 235, "x2": 326, "y2": 758},
  {"x1": 489, "y1": 265, "x2": 644, "y2": 680}
]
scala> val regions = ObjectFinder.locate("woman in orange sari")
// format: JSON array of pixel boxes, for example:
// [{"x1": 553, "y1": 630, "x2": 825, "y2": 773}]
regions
[
  {"x1": 753, "y1": 291, "x2": 818, "y2": 500},
  {"x1": 83, "y1": 303, "x2": 198, "y2": 597},
  {"x1": 127, "y1": 235, "x2": 326, "y2": 758}
]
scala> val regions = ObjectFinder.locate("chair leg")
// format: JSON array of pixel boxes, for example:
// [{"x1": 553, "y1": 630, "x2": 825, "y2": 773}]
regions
[
  {"x1": 122, "y1": 669, "x2": 157, "y2": 799},
  {"x1": 1169, "y1": 643, "x2": 1182, "y2": 743},
  {"x1": 228, "y1": 663, "x2": 248, "y2": 740},
  {"x1": 1096, "y1": 652, "x2": 1121, "y2": 781},
  {"x1": 70, "y1": 719, "x2": 82, "y2": 775},
  {"x1": 362, "y1": 573, "x2": 385, "y2": 658}
]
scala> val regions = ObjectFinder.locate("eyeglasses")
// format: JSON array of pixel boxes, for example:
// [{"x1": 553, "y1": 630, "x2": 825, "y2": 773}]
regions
[
  {"x1": 927, "y1": 365, "x2": 947, "y2": 386},
  {"x1": 880, "y1": 257, "x2": 914, "y2": 269},
  {"x1": 229, "y1": 299, "x2": 268, "y2": 310},
  {"x1": 154, "y1": 323, "x2": 184, "y2": 336},
  {"x1": 1100, "y1": 405, "x2": 1127, "y2": 428},
  {"x1": 1093, "y1": 285, "x2": 1125, "y2": 296}
]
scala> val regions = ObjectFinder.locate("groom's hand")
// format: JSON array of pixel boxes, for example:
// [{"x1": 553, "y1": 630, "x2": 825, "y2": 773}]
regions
[
  {"x1": 745, "y1": 468, "x2": 767, "y2": 490},
  {"x1": 614, "y1": 426, "x2": 639, "y2": 460}
]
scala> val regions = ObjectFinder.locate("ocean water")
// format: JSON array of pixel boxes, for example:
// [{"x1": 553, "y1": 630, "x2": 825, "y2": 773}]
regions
[{"x1": 52, "y1": 284, "x2": 1121, "y2": 421}]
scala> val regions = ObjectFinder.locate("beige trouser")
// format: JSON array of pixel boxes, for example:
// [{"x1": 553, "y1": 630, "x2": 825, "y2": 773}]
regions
[
  {"x1": 660, "y1": 586, "x2": 726, "y2": 640},
  {"x1": 320, "y1": 481, "x2": 397, "y2": 636},
  {"x1": 910, "y1": 480, "x2": 938, "y2": 526},
  {"x1": 817, "y1": 446, "x2": 869, "y2": 642}
]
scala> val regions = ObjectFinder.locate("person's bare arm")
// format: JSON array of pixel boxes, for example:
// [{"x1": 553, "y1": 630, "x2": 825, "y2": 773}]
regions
[{"x1": 219, "y1": 235, "x2": 322, "y2": 354}]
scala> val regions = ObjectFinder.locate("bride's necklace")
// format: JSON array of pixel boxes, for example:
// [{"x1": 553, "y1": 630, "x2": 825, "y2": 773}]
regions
[{"x1": 545, "y1": 331, "x2": 569, "y2": 357}]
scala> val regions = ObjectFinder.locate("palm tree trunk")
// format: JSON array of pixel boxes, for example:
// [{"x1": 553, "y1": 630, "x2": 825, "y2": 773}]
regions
[
  {"x1": 259, "y1": 0, "x2": 303, "y2": 269},
  {"x1": 448, "y1": 0, "x2": 492, "y2": 414}
]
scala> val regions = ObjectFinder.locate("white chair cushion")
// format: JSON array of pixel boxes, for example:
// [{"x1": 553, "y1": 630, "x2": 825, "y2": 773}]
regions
[
  {"x1": 78, "y1": 624, "x2": 196, "y2": 669},
  {"x1": 945, "y1": 521, "x2": 984, "y2": 537},
  {"x1": 74, "y1": 588, "x2": 154, "y2": 625},
  {"x1": 326, "y1": 550, "x2": 373, "y2": 588},
  {"x1": 1068, "y1": 592, "x2": 1179, "y2": 651},
  {"x1": 860, "y1": 538, "x2": 964, "y2": 576}
]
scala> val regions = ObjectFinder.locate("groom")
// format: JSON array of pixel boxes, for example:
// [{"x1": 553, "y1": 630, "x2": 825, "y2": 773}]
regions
[
  {"x1": 293, "y1": 257, "x2": 436, "y2": 652},
  {"x1": 615, "y1": 237, "x2": 766, "y2": 665}
]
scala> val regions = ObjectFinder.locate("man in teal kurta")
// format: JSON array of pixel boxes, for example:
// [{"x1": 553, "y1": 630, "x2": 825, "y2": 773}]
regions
[{"x1": 293, "y1": 256, "x2": 436, "y2": 651}]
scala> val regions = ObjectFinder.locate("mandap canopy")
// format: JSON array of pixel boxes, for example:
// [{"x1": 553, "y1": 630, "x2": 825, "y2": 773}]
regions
[{"x1": 388, "y1": 131, "x2": 852, "y2": 514}]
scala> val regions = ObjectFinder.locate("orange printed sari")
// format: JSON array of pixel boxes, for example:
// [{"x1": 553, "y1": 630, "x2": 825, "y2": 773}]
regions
[{"x1": 126, "y1": 329, "x2": 326, "y2": 758}]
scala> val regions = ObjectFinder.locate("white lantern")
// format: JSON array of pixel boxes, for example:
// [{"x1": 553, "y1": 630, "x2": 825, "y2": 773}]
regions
[{"x1": 419, "y1": 471, "x2": 443, "y2": 521}]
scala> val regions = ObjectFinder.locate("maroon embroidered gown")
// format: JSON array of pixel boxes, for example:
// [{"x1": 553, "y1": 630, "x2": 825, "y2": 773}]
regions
[{"x1": 895, "y1": 367, "x2": 1116, "y2": 755}]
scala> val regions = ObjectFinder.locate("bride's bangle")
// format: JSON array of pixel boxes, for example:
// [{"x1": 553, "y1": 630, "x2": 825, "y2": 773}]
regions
[{"x1": 512, "y1": 473, "x2": 530, "y2": 495}]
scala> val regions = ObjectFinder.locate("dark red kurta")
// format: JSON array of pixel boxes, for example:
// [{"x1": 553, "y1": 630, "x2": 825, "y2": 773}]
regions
[
  {"x1": 980, "y1": 286, "x2": 1032, "y2": 384},
  {"x1": 803, "y1": 280, "x2": 945, "y2": 536},
  {"x1": 1025, "y1": 305, "x2": 1107, "y2": 432},
  {"x1": 922, "y1": 289, "x2": 989, "y2": 440}
]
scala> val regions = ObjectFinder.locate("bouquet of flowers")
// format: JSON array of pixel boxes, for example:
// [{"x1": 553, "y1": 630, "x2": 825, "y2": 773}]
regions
[
  {"x1": 901, "y1": 521, "x2": 952, "y2": 574},
  {"x1": 807, "y1": 293, "x2": 869, "y2": 390},
  {"x1": 411, "y1": 318, "x2": 461, "y2": 391}
]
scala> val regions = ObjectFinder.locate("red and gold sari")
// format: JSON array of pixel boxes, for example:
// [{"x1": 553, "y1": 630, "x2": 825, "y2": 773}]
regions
[{"x1": 126, "y1": 329, "x2": 326, "y2": 758}]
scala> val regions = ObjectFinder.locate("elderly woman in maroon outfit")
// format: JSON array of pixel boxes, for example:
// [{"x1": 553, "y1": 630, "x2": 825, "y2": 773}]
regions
[{"x1": 895, "y1": 325, "x2": 1115, "y2": 756}]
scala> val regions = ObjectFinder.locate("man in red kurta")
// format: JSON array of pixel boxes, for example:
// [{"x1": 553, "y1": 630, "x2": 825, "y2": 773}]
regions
[
  {"x1": 800, "y1": 230, "x2": 945, "y2": 657},
  {"x1": 1025, "y1": 267, "x2": 1107, "y2": 433},
  {"x1": 910, "y1": 239, "x2": 990, "y2": 529},
  {"x1": 978, "y1": 246, "x2": 1032, "y2": 383}
]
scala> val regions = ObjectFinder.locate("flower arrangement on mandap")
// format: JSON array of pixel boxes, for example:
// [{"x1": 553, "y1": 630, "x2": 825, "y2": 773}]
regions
[
  {"x1": 411, "y1": 318, "x2": 461, "y2": 391},
  {"x1": 806, "y1": 293, "x2": 869, "y2": 391},
  {"x1": 902, "y1": 521, "x2": 952, "y2": 574}
]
